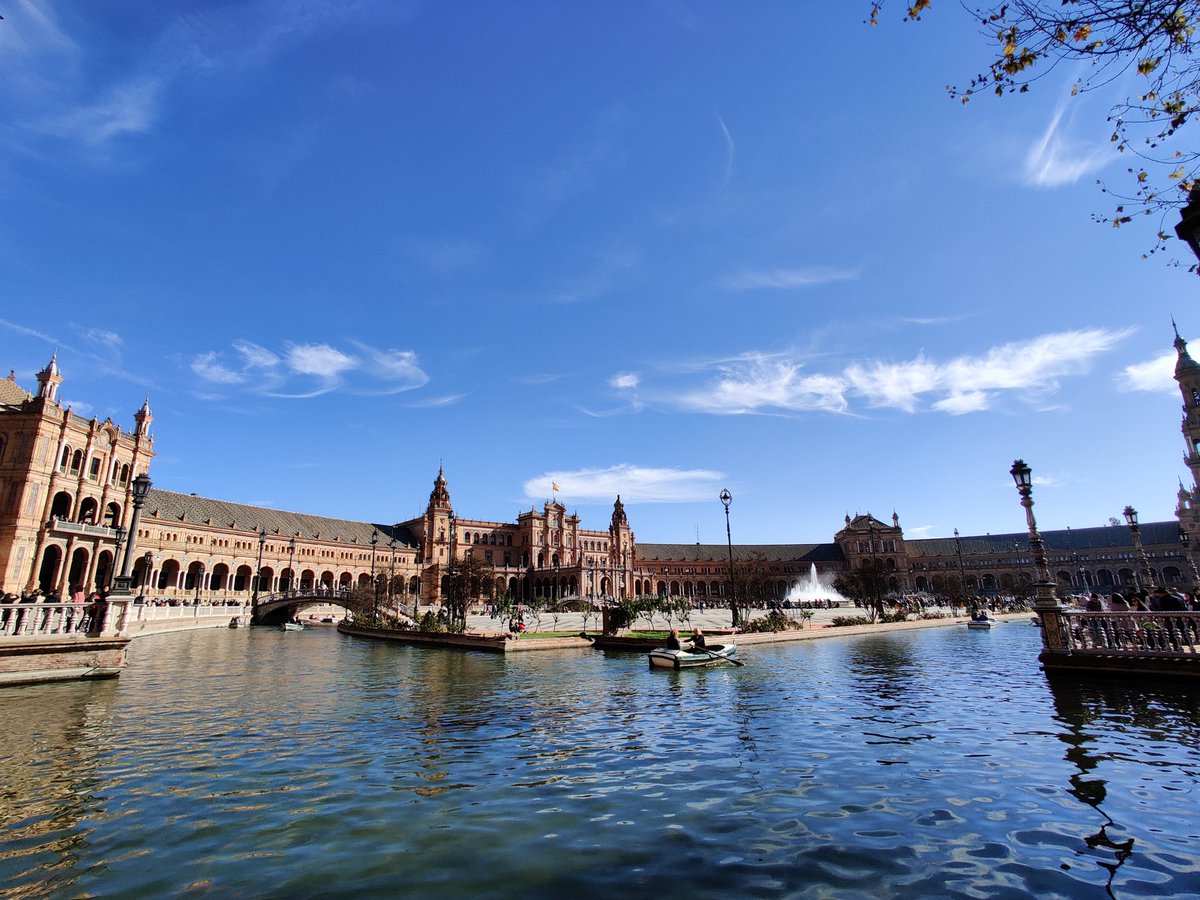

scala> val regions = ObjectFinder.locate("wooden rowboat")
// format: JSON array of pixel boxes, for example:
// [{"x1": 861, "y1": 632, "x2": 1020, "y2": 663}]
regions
[{"x1": 648, "y1": 643, "x2": 737, "y2": 669}]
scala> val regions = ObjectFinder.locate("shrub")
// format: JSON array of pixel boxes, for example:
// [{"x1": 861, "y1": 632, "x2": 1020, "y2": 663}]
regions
[
  {"x1": 416, "y1": 611, "x2": 445, "y2": 633},
  {"x1": 830, "y1": 615, "x2": 872, "y2": 627},
  {"x1": 742, "y1": 610, "x2": 802, "y2": 633},
  {"x1": 880, "y1": 611, "x2": 909, "y2": 623}
]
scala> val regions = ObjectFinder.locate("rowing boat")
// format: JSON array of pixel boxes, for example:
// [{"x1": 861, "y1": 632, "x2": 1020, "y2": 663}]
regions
[{"x1": 648, "y1": 642, "x2": 737, "y2": 669}]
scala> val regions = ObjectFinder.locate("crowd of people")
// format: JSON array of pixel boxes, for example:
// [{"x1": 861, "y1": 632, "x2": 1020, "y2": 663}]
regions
[{"x1": 1078, "y1": 586, "x2": 1198, "y2": 613}]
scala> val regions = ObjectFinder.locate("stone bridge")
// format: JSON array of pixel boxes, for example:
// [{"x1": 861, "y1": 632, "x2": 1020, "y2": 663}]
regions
[{"x1": 253, "y1": 592, "x2": 415, "y2": 626}]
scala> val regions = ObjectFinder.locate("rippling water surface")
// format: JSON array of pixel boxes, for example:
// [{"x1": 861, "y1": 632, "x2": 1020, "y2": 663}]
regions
[{"x1": 2, "y1": 624, "x2": 1200, "y2": 898}]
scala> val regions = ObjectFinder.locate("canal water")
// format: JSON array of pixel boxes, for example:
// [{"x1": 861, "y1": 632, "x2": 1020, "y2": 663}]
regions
[{"x1": 2, "y1": 624, "x2": 1199, "y2": 898}]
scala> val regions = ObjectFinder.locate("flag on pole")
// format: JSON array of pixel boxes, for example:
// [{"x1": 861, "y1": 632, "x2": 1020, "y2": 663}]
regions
[{"x1": 552, "y1": 482, "x2": 560, "y2": 492}]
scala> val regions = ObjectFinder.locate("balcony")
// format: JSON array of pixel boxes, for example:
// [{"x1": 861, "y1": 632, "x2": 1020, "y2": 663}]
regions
[{"x1": 48, "y1": 518, "x2": 117, "y2": 538}]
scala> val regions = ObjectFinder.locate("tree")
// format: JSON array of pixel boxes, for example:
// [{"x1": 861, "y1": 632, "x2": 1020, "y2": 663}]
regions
[
  {"x1": 833, "y1": 559, "x2": 892, "y2": 622},
  {"x1": 872, "y1": 1, "x2": 1200, "y2": 263},
  {"x1": 731, "y1": 553, "x2": 777, "y2": 624},
  {"x1": 444, "y1": 554, "x2": 497, "y2": 633}
]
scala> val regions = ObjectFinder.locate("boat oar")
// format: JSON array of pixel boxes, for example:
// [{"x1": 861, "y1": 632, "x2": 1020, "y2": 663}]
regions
[{"x1": 697, "y1": 645, "x2": 745, "y2": 667}]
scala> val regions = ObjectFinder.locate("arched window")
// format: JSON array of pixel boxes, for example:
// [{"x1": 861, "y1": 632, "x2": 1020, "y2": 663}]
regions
[
  {"x1": 70, "y1": 449, "x2": 83, "y2": 474},
  {"x1": 59, "y1": 446, "x2": 71, "y2": 471}
]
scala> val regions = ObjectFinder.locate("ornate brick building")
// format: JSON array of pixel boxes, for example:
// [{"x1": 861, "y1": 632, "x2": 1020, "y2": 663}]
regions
[{"x1": 0, "y1": 340, "x2": 1194, "y2": 605}]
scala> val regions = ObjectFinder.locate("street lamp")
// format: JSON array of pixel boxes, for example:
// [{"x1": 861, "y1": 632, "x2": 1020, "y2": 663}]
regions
[
  {"x1": 388, "y1": 537, "x2": 397, "y2": 606},
  {"x1": 108, "y1": 525, "x2": 127, "y2": 592},
  {"x1": 112, "y1": 472, "x2": 152, "y2": 597},
  {"x1": 287, "y1": 536, "x2": 297, "y2": 596},
  {"x1": 1123, "y1": 505, "x2": 1157, "y2": 589},
  {"x1": 252, "y1": 527, "x2": 267, "y2": 616},
  {"x1": 1009, "y1": 459, "x2": 1067, "y2": 642},
  {"x1": 953, "y1": 528, "x2": 966, "y2": 614},
  {"x1": 1175, "y1": 185, "x2": 1200, "y2": 269},
  {"x1": 369, "y1": 529, "x2": 379, "y2": 619},
  {"x1": 720, "y1": 488, "x2": 738, "y2": 627}
]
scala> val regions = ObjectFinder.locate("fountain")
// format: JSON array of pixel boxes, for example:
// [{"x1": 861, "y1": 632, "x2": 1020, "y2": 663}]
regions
[{"x1": 785, "y1": 563, "x2": 848, "y2": 606}]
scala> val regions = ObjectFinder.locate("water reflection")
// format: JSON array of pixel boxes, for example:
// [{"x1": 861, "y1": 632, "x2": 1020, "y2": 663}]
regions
[{"x1": 1, "y1": 625, "x2": 1199, "y2": 896}]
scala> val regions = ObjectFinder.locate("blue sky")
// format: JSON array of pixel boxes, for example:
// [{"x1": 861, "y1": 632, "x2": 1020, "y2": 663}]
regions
[{"x1": 1, "y1": 1, "x2": 1194, "y2": 544}]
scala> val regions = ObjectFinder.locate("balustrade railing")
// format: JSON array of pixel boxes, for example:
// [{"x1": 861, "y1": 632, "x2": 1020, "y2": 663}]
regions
[
  {"x1": 1062, "y1": 610, "x2": 1200, "y2": 656},
  {"x1": 0, "y1": 600, "x2": 129, "y2": 638}
]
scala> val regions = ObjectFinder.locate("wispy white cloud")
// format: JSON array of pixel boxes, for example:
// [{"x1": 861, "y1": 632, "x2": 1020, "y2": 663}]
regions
[
  {"x1": 609, "y1": 372, "x2": 640, "y2": 390},
  {"x1": 1023, "y1": 103, "x2": 1110, "y2": 187},
  {"x1": 722, "y1": 267, "x2": 858, "y2": 290},
  {"x1": 4, "y1": 0, "x2": 400, "y2": 155},
  {"x1": 191, "y1": 338, "x2": 429, "y2": 399},
  {"x1": 36, "y1": 78, "x2": 162, "y2": 146},
  {"x1": 650, "y1": 328, "x2": 1129, "y2": 417},
  {"x1": 674, "y1": 354, "x2": 850, "y2": 415},
  {"x1": 191, "y1": 352, "x2": 245, "y2": 385},
  {"x1": 845, "y1": 328, "x2": 1129, "y2": 415},
  {"x1": 523, "y1": 464, "x2": 724, "y2": 503},
  {"x1": 716, "y1": 113, "x2": 734, "y2": 185},
  {"x1": 1119, "y1": 352, "x2": 1176, "y2": 393}
]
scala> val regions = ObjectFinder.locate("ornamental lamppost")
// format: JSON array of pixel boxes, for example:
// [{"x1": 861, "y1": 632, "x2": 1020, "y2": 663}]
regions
[
  {"x1": 369, "y1": 529, "x2": 379, "y2": 619},
  {"x1": 953, "y1": 528, "x2": 966, "y2": 614},
  {"x1": 109, "y1": 526, "x2": 127, "y2": 591},
  {"x1": 1123, "y1": 505, "x2": 1157, "y2": 589},
  {"x1": 720, "y1": 488, "x2": 738, "y2": 627},
  {"x1": 388, "y1": 537, "x2": 397, "y2": 606},
  {"x1": 113, "y1": 473, "x2": 152, "y2": 594},
  {"x1": 1010, "y1": 459, "x2": 1067, "y2": 655},
  {"x1": 252, "y1": 527, "x2": 267, "y2": 617},
  {"x1": 287, "y1": 536, "x2": 297, "y2": 595}
]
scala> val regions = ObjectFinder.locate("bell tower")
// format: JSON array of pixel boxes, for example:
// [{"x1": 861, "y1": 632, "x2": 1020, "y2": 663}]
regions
[
  {"x1": 35, "y1": 353, "x2": 62, "y2": 404},
  {"x1": 609, "y1": 495, "x2": 633, "y2": 599}
]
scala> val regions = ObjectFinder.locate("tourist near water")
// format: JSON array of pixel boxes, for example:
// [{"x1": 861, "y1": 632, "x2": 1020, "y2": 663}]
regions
[{"x1": 3, "y1": 622, "x2": 1199, "y2": 897}]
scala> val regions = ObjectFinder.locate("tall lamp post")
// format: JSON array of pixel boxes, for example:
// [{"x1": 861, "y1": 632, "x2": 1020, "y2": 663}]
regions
[
  {"x1": 369, "y1": 529, "x2": 379, "y2": 620},
  {"x1": 286, "y1": 536, "x2": 297, "y2": 595},
  {"x1": 388, "y1": 537, "x2": 397, "y2": 608},
  {"x1": 1123, "y1": 506, "x2": 1157, "y2": 589},
  {"x1": 1010, "y1": 459, "x2": 1067, "y2": 657},
  {"x1": 953, "y1": 528, "x2": 966, "y2": 614},
  {"x1": 113, "y1": 473, "x2": 152, "y2": 593},
  {"x1": 109, "y1": 526, "x2": 127, "y2": 591},
  {"x1": 252, "y1": 527, "x2": 267, "y2": 620},
  {"x1": 720, "y1": 489, "x2": 738, "y2": 627}
]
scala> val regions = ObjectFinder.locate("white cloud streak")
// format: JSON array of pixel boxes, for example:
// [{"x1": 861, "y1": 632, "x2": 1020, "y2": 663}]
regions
[
  {"x1": 1023, "y1": 103, "x2": 1110, "y2": 187},
  {"x1": 523, "y1": 464, "x2": 724, "y2": 503},
  {"x1": 656, "y1": 328, "x2": 1129, "y2": 417},
  {"x1": 722, "y1": 267, "x2": 858, "y2": 290},
  {"x1": 191, "y1": 338, "x2": 429, "y2": 399},
  {"x1": 1119, "y1": 352, "x2": 1176, "y2": 393}
]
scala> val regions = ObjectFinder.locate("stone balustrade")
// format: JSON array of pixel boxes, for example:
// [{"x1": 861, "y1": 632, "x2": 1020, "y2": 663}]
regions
[
  {"x1": 0, "y1": 599, "x2": 130, "y2": 639},
  {"x1": 1061, "y1": 610, "x2": 1200, "y2": 656}
]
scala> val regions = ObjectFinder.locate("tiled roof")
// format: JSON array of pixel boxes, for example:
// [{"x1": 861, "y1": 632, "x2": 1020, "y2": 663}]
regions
[
  {"x1": 144, "y1": 488, "x2": 418, "y2": 548},
  {"x1": 635, "y1": 542, "x2": 845, "y2": 563},
  {"x1": 0, "y1": 377, "x2": 32, "y2": 407},
  {"x1": 907, "y1": 522, "x2": 1180, "y2": 556}
]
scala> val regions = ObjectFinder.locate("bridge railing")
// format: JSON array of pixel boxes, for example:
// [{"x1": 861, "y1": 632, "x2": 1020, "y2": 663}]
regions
[{"x1": 1062, "y1": 610, "x2": 1200, "y2": 656}]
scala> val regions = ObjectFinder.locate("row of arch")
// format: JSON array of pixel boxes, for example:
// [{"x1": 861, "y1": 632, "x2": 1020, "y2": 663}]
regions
[
  {"x1": 911, "y1": 567, "x2": 1184, "y2": 593},
  {"x1": 49, "y1": 490, "x2": 122, "y2": 528}
]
